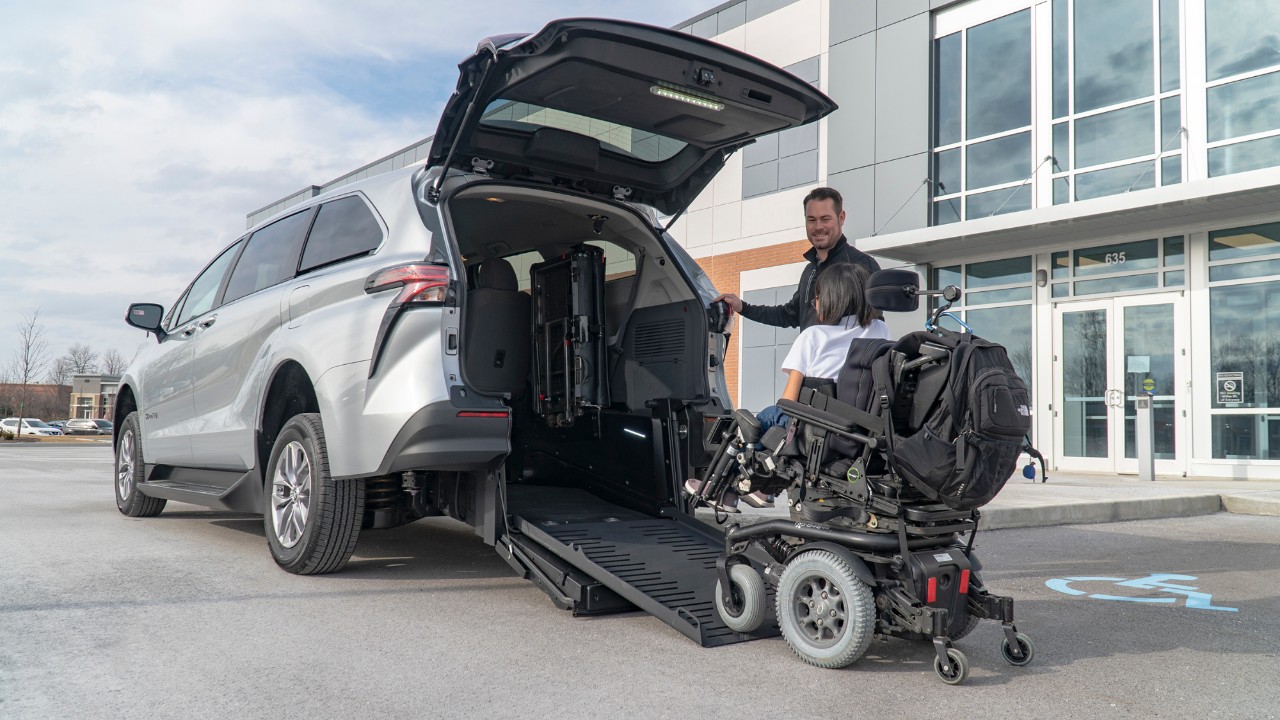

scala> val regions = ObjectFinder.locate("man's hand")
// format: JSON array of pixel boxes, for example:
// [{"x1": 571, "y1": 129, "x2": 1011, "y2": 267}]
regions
[{"x1": 714, "y1": 293, "x2": 743, "y2": 315}]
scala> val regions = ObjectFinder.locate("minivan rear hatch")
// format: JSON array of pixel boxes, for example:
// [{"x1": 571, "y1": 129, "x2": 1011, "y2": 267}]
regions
[{"x1": 429, "y1": 18, "x2": 837, "y2": 215}]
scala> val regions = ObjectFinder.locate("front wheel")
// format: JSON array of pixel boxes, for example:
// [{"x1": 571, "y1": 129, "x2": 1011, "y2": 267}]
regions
[
  {"x1": 715, "y1": 563, "x2": 767, "y2": 633},
  {"x1": 264, "y1": 413, "x2": 363, "y2": 575},
  {"x1": 776, "y1": 550, "x2": 875, "y2": 668},
  {"x1": 115, "y1": 411, "x2": 166, "y2": 517},
  {"x1": 934, "y1": 647, "x2": 969, "y2": 685},
  {"x1": 1001, "y1": 632, "x2": 1035, "y2": 666}
]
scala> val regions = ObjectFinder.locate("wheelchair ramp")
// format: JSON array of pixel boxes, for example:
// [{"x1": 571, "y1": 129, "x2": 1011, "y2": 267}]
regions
[{"x1": 507, "y1": 485, "x2": 778, "y2": 648}]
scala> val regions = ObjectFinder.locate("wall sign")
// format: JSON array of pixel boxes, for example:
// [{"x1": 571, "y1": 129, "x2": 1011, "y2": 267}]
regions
[{"x1": 1216, "y1": 372, "x2": 1243, "y2": 404}]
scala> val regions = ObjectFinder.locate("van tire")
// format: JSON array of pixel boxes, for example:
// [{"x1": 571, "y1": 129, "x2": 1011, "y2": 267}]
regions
[
  {"x1": 264, "y1": 413, "x2": 363, "y2": 575},
  {"x1": 115, "y1": 412, "x2": 166, "y2": 517}
]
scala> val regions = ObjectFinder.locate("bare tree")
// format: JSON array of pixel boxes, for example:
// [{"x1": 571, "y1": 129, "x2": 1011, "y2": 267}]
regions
[
  {"x1": 65, "y1": 342, "x2": 99, "y2": 374},
  {"x1": 100, "y1": 348, "x2": 128, "y2": 375},
  {"x1": 6, "y1": 309, "x2": 50, "y2": 437},
  {"x1": 46, "y1": 355, "x2": 74, "y2": 386}
]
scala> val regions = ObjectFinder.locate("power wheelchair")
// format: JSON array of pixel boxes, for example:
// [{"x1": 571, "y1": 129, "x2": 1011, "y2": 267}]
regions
[{"x1": 686, "y1": 270, "x2": 1035, "y2": 685}]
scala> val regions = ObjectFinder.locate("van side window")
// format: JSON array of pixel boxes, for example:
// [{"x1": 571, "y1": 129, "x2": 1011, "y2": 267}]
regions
[
  {"x1": 298, "y1": 195, "x2": 383, "y2": 273},
  {"x1": 175, "y1": 239, "x2": 245, "y2": 326},
  {"x1": 222, "y1": 209, "x2": 313, "y2": 304}
]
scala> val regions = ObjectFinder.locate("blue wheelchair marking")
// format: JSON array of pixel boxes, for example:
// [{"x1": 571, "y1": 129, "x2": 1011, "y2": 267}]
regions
[{"x1": 1046, "y1": 574, "x2": 1239, "y2": 612}]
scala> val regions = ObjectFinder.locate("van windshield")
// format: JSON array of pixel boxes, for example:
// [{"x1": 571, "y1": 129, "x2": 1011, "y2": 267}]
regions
[{"x1": 479, "y1": 100, "x2": 688, "y2": 163}]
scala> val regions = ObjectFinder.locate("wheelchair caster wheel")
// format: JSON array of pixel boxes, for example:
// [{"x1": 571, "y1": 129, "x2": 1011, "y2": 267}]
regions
[
  {"x1": 1001, "y1": 632, "x2": 1035, "y2": 666},
  {"x1": 715, "y1": 563, "x2": 767, "y2": 633},
  {"x1": 934, "y1": 647, "x2": 969, "y2": 685}
]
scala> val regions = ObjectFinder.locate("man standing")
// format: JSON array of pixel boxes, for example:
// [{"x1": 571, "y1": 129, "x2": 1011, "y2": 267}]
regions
[{"x1": 715, "y1": 187, "x2": 880, "y2": 329}]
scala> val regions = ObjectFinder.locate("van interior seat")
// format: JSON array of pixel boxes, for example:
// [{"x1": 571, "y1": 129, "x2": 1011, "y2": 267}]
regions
[{"x1": 463, "y1": 257, "x2": 531, "y2": 397}]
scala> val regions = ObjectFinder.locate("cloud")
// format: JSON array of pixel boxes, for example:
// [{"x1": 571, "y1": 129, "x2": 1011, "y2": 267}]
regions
[{"x1": 0, "y1": 0, "x2": 701, "y2": 373}]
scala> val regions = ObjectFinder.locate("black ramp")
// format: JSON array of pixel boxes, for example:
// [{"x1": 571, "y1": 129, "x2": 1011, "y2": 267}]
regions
[{"x1": 508, "y1": 485, "x2": 777, "y2": 647}]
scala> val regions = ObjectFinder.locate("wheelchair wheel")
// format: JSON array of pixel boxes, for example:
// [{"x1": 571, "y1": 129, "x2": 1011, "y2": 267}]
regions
[
  {"x1": 776, "y1": 550, "x2": 875, "y2": 668},
  {"x1": 934, "y1": 647, "x2": 969, "y2": 685},
  {"x1": 715, "y1": 563, "x2": 767, "y2": 633},
  {"x1": 1001, "y1": 632, "x2": 1035, "y2": 666}
]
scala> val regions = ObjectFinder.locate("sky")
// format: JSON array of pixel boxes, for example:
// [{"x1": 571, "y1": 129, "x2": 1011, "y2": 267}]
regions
[{"x1": 0, "y1": 0, "x2": 705, "y2": 379}]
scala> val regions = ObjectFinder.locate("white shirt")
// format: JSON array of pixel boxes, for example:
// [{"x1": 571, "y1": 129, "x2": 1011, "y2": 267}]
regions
[{"x1": 780, "y1": 317, "x2": 891, "y2": 380}]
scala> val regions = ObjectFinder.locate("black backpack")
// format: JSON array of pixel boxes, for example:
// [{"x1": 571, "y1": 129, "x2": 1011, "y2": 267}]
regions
[{"x1": 874, "y1": 328, "x2": 1032, "y2": 510}]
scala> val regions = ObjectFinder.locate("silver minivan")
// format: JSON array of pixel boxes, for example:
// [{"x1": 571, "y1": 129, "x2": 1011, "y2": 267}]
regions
[{"x1": 116, "y1": 18, "x2": 835, "y2": 575}]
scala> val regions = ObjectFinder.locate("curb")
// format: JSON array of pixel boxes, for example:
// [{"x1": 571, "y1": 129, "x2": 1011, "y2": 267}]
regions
[
  {"x1": 979, "y1": 494, "x2": 1224, "y2": 531},
  {"x1": 1220, "y1": 491, "x2": 1280, "y2": 517}
]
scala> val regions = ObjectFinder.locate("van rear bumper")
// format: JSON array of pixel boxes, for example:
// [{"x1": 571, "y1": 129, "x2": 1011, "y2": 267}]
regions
[{"x1": 360, "y1": 399, "x2": 511, "y2": 477}]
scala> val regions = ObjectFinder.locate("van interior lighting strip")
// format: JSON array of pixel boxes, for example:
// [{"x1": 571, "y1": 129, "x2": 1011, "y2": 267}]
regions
[{"x1": 649, "y1": 85, "x2": 724, "y2": 111}]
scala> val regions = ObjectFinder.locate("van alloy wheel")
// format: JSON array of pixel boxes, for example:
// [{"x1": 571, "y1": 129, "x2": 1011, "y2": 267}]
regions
[
  {"x1": 271, "y1": 440, "x2": 312, "y2": 549},
  {"x1": 116, "y1": 431, "x2": 135, "y2": 500}
]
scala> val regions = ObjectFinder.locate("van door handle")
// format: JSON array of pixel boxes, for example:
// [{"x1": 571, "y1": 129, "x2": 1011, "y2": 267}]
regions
[
  {"x1": 199, "y1": 316, "x2": 217, "y2": 330},
  {"x1": 180, "y1": 323, "x2": 199, "y2": 337}
]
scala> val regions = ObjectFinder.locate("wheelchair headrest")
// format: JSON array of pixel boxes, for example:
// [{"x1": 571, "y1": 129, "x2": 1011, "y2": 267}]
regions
[{"x1": 866, "y1": 268, "x2": 921, "y2": 312}]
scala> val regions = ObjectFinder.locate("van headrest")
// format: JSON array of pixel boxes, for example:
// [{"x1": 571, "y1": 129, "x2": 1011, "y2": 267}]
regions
[{"x1": 477, "y1": 258, "x2": 518, "y2": 291}]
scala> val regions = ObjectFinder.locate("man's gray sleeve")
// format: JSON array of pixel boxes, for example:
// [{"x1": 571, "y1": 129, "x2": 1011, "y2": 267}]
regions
[{"x1": 740, "y1": 285, "x2": 802, "y2": 328}]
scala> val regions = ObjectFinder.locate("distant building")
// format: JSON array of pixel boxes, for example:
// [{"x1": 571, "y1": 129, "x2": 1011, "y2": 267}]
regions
[
  {"x1": 69, "y1": 374, "x2": 120, "y2": 420},
  {"x1": 0, "y1": 382, "x2": 71, "y2": 421}
]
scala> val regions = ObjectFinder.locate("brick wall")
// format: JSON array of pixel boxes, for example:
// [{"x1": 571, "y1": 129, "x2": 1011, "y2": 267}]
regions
[{"x1": 693, "y1": 238, "x2": 810, "y2": 406}]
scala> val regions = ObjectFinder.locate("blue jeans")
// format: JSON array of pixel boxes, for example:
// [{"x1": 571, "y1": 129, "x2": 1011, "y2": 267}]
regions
[{"x1": 756, "y1": 404, "x2": 788, "y2": 437}]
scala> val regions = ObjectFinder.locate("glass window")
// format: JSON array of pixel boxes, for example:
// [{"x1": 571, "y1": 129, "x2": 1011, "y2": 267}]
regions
[
  {"x1": 176, "y1": 239, "x2": 245, "y2": 326},
  {"x1": 1206, "y1": 0, "x2": 1280, "y2": 82},
  {"x1": 934, "y1": 200, "x2": 961, "y2": 225},
  {"x1": 1052, "y1": 0, "x2": 1069, "y2": 118},
  {"x1": 1211, "y1": 416, "x2": 1280, "y2": 460},
  {"x1": 1075, "y1": 104, "x2": 1154, "y2": 168},
  {"x1": 740, "y1": 56, "x2": 820, "y2": 200},
  {"x1": 1210, "y1": 280, "x2": 1280, "y2": 411},
  {"x1": 1164, "y1": 270, "x2": 1184, "y2": 286},
  {"x1": 299, "y1": 196, "x2": 382, "y2": 273},
  {"x1": 933, "y1": 265, "x2": 962, "y2": 290},
  {"x1": 934, "y1": 149, "x2": 961, "y2": 196},
  {"x1": 1159, "y1": 0, "x2": 1180, "y2": 92},
  {"x1": 1073, "y1": 0, "x2": 1153, "y2": 113},
  {"x1": 935, "y1": 33, "x2": 962, "y2": 146},
  {"x1": 1209, "y1": 258, "x2": 1280, "y2": 283},
  {"x1": 1160, "y1": 96, "x2": 1182, "y2": 149},
  {"x1": 966, "y1": 10, "x2": 1032, "y2": 139},
  {"x1": 222, "y1": 210, "x2": 312, "y2": 305},
  {"x1": 1074, "y1": 239, "x2": 1159, "y2": 276},
  {"x1": 742, "y1": 161, "x2": 778, "y2": 198},
  {"x1": 966, "y1": 256, "x2": 1033, "y2": 288},
  {"x1": 1161, "y1": 156, "x2": 1182, "y2": 185},
  {"x1": 1073, "y1": 274, "x2": 1159, "y2": 295},
  {"x1": 1074, "y1": 162, "x2": 1154, "y2": 200},
  {"x1": 1209, "y1": 222, "x2": 1280, "y2": 261},
  {"x1": 965, "y1": 287, "x2": 1033, "y2": 305},
  {"x1": 480, "y1": 101, "x2": 687, "y2": 163},
  {"x1": 743, "y1": 132, "x2": 778, "y2": 167},
  {"x1": 966, "y1": 185, "x2": 1031, "y2": 219},
  {"x1": 967, "y1": 305, "x2": 1033, "y2": 384},
  {"x1": 1209, "y1": 134, "x2": 1280, "y2": 177},
  {"x1": 1052, "y1": 252, "x2": 1070, "y2": 279},
  {"x1": 1163, "y1": 236, "x2": 1184, "y2": 266},
  {"x1": 967, "y1": 132, "x2": 1031, "y2": 189},
  {"x1": 777, "y1": 150, "x2": 818, "y2": 190},
  {"x1": 1208, "y1": 72, "x2": 1280, "y2": 143},
  {"x1": 1052, "y1": 123, "x2": 1069, "y2": 167},
  {"x1": 778, "y1": 124, "x2": 818, "y2": 158}
]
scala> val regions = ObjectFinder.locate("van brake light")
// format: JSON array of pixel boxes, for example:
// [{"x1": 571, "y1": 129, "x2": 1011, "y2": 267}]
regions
[{"x1": 365, "y1": 263, "x2": 451, "y2": 304}]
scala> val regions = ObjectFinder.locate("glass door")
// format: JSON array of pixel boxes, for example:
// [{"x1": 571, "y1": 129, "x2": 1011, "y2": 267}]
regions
[{"x1": 1052, "y1": 294, "x2": 1187, "y2": 474}]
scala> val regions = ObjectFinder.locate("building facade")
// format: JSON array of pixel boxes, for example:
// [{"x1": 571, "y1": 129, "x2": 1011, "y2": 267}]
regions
[
  {"x1": 250, "y1": 0, "x2": 1280, "y2": 479},
  {"x1": 69, "y1": 374, "x2": 120, "y2": 420}
]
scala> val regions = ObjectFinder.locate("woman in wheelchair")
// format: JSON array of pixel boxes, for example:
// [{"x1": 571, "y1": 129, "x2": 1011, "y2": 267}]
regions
[{"x1": 685, "y1": 263, "x2": 889, "y2": 510}]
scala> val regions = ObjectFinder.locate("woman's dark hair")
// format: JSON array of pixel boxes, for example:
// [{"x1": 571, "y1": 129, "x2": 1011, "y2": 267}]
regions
[{"x1": 814, "y1": 262, "x2": 874, "y2": 327}]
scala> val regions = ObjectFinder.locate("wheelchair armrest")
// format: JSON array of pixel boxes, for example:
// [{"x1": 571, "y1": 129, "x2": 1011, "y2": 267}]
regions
[
  {"x1": 792, "y1": 390, "x2": 885, "y2": 435},
  {"x1": 776, "y1": 398, "x2": 858, "y2": 433}
]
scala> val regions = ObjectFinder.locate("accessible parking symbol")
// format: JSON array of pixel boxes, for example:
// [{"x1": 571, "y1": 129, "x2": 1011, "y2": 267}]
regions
[{"x1": 1045, "y1": 573, "x2": 1238, "y2": 612}]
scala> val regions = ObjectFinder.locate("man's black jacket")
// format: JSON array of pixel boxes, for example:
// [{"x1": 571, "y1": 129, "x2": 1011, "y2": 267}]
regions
[{"x1": 739, "y1": 235, "x2": 880, "y2": 330}]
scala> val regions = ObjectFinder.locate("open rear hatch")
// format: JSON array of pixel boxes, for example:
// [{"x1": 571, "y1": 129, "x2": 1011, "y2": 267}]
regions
[{"x1": 429, "y1": 18, "x2": 837, "y2": 215}]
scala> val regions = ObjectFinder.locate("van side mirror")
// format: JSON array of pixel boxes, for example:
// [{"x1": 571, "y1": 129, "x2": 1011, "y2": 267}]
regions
[{"x1": 126, "y1": 303, "x2": 166, "y2": 340}]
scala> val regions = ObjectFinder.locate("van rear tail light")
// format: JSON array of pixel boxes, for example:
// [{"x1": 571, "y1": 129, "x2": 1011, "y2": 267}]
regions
[{"x1": 365, "y1": 263, "x2": 451, "y2": 304}]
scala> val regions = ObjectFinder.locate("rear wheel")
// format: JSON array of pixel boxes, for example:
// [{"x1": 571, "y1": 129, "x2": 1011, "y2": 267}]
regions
[
  {"x1": 114, "y1": 412, "x2": 166, "y2": 517},
  {"x1": 776, "y1": 550, "x2": 875, "y2": 668},
  {"x1": 264, "y1": 413, "x2": 363, "y2": 575}
]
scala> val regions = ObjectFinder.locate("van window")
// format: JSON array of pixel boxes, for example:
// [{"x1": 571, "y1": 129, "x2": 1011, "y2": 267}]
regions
[
  {"x1": 222, "y1": 209, "x2": 313, "y2": 304},
  {"x1": 299, "y1": 196, "x2": 383, "y2": 273},
  {"x1": 176, "y1": 239, "x2": 245, "y2": 326}
]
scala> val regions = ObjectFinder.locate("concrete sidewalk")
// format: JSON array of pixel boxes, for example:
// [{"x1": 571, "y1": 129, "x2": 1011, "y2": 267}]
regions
[{"x1": 703, "y1": 472, "x2": 1280, "y2": 530}]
